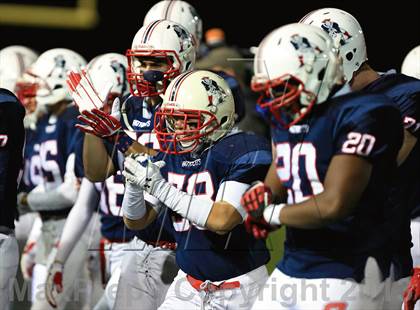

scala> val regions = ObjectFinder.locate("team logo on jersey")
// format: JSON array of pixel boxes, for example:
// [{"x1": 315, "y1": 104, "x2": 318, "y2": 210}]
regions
[
  {"x1": 321, "y1": 19, "x2": 352, "y2": 46},
  {"x1": 173, "y1": 24, "x2": 192, "y2": 52},
  {"x1": 290, "y1": 34, "x2": 323, "y2": 68},
  {"x1": 289, "y1": 124, "x2": 310, "y2": 134},
  {"x1": 201, "y1": 77, "x2": 227, "y2": 107},
  {"x1": 181, "y1": 158, "x2": 201, "y2": 168},
  {"x1": 132, "y1": 119, "x2": 151, "y2": 128}
]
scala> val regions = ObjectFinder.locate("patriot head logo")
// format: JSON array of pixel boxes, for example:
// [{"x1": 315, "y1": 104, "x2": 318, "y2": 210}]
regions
[
  {"x1": 201, "y1": 77, "x2": 227, "y2": 107},
  {"x1": 173, "y1": 24, "x2": 192, "y2": 52},
  {"x1": 290, "y1": 34, "x2": 323, "y2": 67},
  {"x1": 50, "y1": 54, "x2": 67, "y2": 78},
  {"x1": 321, "y1": 19, "x2": 352, "y2": 46}
]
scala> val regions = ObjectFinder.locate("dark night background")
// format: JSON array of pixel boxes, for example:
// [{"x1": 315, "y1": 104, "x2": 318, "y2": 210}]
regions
[{"x1": 1, "y1": 0, "x2": 419, "y2": 73}]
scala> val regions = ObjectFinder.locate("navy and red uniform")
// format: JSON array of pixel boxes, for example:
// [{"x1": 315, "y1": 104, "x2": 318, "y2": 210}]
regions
[
  {"x1": 151, "y1": 131, "x2": 272, "y2": 281},
  {"x1": 0, "y1": 88, "x2": 25, "y2": 230},
  {"x1": 271, "y1": 91, "x2": 403, "y2": 282},
  {"x1": 363, "y1": 72, "x2": 420, "y2": 279}
]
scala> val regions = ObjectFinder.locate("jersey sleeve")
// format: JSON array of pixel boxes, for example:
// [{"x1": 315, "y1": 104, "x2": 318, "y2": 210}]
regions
[
  {"x1": 334, "y1": 103, "x2": 403, "y2": 163},
  {"x1": 222, "y1": 150, "x2": 272, "y2": 184},
  {"x1": 70, "y1": 131, "x2": 85, "y2": 178},
  {"x1": 400, "y1": 91, "x2": 420, "y2": 137}
]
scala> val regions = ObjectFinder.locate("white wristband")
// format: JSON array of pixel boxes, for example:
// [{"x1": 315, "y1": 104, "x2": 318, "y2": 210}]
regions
[
  {"x1": 122, "y1": 182, "x2": 146, "y2": 220},
  {"x1": 263, "y1": 203, "x2": 285, "y2": 226}
]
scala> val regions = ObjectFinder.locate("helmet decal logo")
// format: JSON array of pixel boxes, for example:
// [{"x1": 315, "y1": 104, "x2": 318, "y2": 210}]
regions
[
  {"x1": 321, "y1": 19, "x2": 352, "y2": 46},
  {"x1": 50, "y1": 54, "x2": 67, "y2": 78},
  {"x1": 201, "y1": 77, "x2": 227, "y2": 107},
  {"x1": 110, "y1": 60, "x2": 125, "y2": 87},
  {"x1": 172, "y1": 24, "x2": 191, "y2": 52},
  {"x1": 290, "y1": 34, "x2": 323, "y2": 67}
]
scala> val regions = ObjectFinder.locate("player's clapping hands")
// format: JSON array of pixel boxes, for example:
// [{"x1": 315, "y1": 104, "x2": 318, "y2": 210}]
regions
[
  {"x1": 66, "y1": 69, "x2": 123, "y2": 138},
  {"x1": 123, "y1": 154, "x2": 166, "y2": 195}
]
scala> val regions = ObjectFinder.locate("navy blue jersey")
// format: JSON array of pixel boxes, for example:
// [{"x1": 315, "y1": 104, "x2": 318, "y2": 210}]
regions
[
  {"x1": 152, "y1": 131, "x2": 272, "y2": 281},
  {"x1": 363, "y1": 73, "x2": 420, "y2": 279},
  {"x1": 36, "y1": 105, "x2": 79, "y2": 191},
  {"x1": 271, "y1": 92, "x2": 403, "y2": 282},
  {"x1": 35, "y1": 104, "x2": 79, "y2": 216},
  {"x1": 20, "y1": 128, "x2": 42, "y2": 192},
  {"x1": 0, "y1": 89, "x2": 25, "y2": 229},
  {"x1": 364, "y1": 73, "x2": 420, "y2": 138},
  {"x1": 106, "y1": 95, "x2": 174, "y2": 243}
]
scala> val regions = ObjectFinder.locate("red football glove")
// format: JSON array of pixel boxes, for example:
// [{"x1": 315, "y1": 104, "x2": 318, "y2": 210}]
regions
[
  {"x1": 241, "y1": 181, "x2": 276, "y2": 239},
  {"x1": 76, "y1": 108, "x2": 122, "y2": 138},
  {"x1": 404, "y1": 267, "x2": 420, "y2": 310}
]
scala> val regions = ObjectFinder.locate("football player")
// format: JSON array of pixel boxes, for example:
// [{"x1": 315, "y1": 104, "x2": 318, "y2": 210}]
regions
[
  {"x1": 143, "y1": 0, "x2": 203, "y2": 48},
  {"x1": 0, "y1": 45, "x2": 38, "y2": 94},
  {"x1": 71, "y1": 20, "x2": 195, "y2": 309},
  {"x1": 121, "y1": 70, "x2": 271, "y2": 309},
  {"x1": 17, "y1": 48, "x2": 91, "y2": 310},
  {"x1": 0, "y1": 45, "x2": 40, "y2": 248},
  {"x1": 300, "y1": 9, "x2": 420, "y2": 308},
  {"x1": 241, "y1": 23, "x2": 404, "y2": 309},
  {"x1": 0, "y1": 87, "x2": 25, "y2": 310},
  {"x1": 45, "y1": 53, "x2": 132, "y2": 310},
  {"x1": 400, "y1": 44, "x2": 420, "y2": 310}
]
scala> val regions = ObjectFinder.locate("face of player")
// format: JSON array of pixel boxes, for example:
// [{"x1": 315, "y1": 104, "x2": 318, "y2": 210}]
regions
[
  {"x1": 167, "y1": 112, "x2": 202, "y2": 149},
  {"x1": 131, "y1": 56, "x2": 172, "y2": 100},
  {"x1": 134, "y1": 56, "x2": 170, "y2": 73}
]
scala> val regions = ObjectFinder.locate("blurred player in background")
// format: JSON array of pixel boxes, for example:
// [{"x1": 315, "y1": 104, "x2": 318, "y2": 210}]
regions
[
  {"x1": 45, "y1": 52, "x2": 131, "y2": 310},
  {"x1": 16, "y1": 48, "x2": 92, "y2": 310},
  {"x1": 399, "y1": 44, "x2": 420, "y2": 310},
  {"x1": 0, "y1": 85, "x2": 25, "y2": 310}
]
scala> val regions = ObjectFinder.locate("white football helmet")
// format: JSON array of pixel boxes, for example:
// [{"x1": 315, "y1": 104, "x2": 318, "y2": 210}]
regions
[
  {"x1": 300, "y1": 8, "x2": 367, "y2": 83},
  {"x1": 86, "y1": 53, "x2": 130, "y2": 110},
  {"x1": 25, "y1": 48, "x2": 87, "y2": 107},
  {"x1": 401, "y1": 45, "x2": 420, "y2": 79},
  {"x1": 155, "y1": 70, "x2": 235, "y2": 154},
  {"x1": 143, "y1": 0, "x2": 202, "y2": 46},
  {"x1": 126, "y1": 19, "x2": 196, "y2": 98},
  {"x1": 252, "y1": 23, "x2": 343, "y2": 128},
  {"x1": 0, "y1": 45, "x2": 38, "y2": 93}
]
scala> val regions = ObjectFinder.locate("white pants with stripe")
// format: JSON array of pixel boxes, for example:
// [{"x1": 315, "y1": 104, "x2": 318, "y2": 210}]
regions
[
  {"x1": 252, "y1": 257, "x2": 386, "y2": 310},
  {"x1": 158, "y1": 265, "x2": 269, "y2": 310}
]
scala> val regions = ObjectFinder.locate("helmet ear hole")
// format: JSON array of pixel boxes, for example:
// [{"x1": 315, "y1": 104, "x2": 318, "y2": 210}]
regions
[
  {"x1": 346, "y1": 51, "x2": 354, "y2": 61},
  {"x1": 185, "y1": 61, "x2": 192, "y2": 71},
  {"x1": 317, "y1": 68, "x2": 326, "y2": 81},
  {"x1": 220, "y1": 116, "x2": 228, "y2": 126}
]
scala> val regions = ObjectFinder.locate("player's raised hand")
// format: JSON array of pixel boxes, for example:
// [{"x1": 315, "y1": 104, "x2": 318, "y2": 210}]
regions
[
  {"x1": 123, "y1": 153, "x2": 166, "y2": 194},
  {"x1": 76, "y1": 107, "x2": 122, "y2": 138},
  {"x1": 45, "y1": 260, "x2": 64, "y2": 308},
  {"x1": 404, "y1": 267, "x2": 420, "y2": 310},
  {"x1": 66, "y1": 69, "x2": 112, "y2": 112}
]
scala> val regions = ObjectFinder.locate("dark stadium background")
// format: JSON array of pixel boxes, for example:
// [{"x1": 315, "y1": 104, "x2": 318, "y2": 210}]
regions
[
  {"x1": 1, "y1": 0, "x2": 419, "y2": 72},
  {"x1": 1, "y1": 0, "x2": 418, "y2": 308}
]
